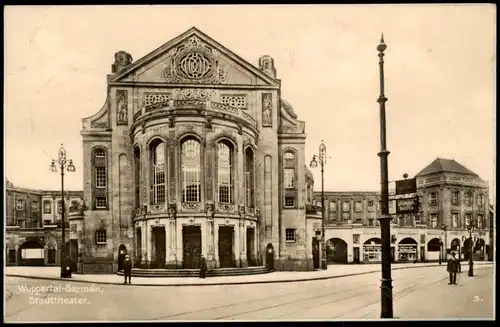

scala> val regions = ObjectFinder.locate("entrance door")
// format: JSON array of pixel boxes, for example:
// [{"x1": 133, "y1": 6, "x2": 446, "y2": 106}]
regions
[
  {"x1": 183, "y1": 226, "x2": 202, "y2": 269},
  {"x1": 312, "y1": 238, "x2": 320, "y2": 269},
  {"x1": 246, "y1": 228, "x2": 255, "y2": 266},
  {"x1": 154, "y1": 227, "x2": 166, "y2": 269},
  {"x1": 218, "y1": 226, "x2": 235, "y2": 268},
  {"x1": 353, "y1": 247, "x2": 360, "y2": 263}
]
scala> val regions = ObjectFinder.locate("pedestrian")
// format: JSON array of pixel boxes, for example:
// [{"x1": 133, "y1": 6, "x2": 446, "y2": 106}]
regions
[
  {"x1": 199, "y1": 254, "x2": 207, "y2": 279},
  {"x1": 123, "y1": 254, "x2": 132, "y2": 284},
  {"x1": 447, "y1": 251, "x2": 461, "y2": 285}
]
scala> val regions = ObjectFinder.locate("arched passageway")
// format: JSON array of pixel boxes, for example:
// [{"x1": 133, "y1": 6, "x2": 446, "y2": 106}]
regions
[{"x1": 326, "y1": 238, "x2": 348, "y2": 264}]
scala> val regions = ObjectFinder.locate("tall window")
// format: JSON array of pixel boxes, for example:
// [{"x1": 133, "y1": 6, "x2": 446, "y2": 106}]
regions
[
  {"x1": 283, "y1": 151, "x2": 297, "y2": 208},
  {"x1": 452, "y1": 213, "x2": 459, "y2": 228},
  {"x1": 329, "y1": 201, "x2": 336, "y2": 212},
  {"x1": 465, "y1": 213, "x2": 471, "y2": 226},
  {"x1": 134, "y1": 147, "x2": 141, "y2": 209},
  {"x1": 429, "y1": 192, "x2": 437, "y2": 205},
  {"x1": 477, "y1": 215, "x2": 483, "y2": 229},
  {"x1": 342, "y1": 201, "x2": 350, "y2": 212},
  {"x1": 355, "y1": 201, "x2": 362, "y2": 212},
  {"x1": 43, "y1": 200, "x2": 51, "y2": 214},
  {"x1": 245, "y1": 148, "x2": 255, "y2": 208},
  {"x1": 151, "y1": 140, "x2": 166, "y2": 204},
  {"x1": 430, "y1": 213, "x2": 438, "y2": 228},
  {"x1": 92, "y1": 148, "x2": 108, "y2": 209},
  {"x1": 217, "y1": 141, "x2": 233, "y2": 204},
  {"x1": 181, "y1": 138, "x2": 201, "y2": 203},
  {"x1": 465, "y1": 192, "x2": 472, "y2": 206},
  {"x1": 478, "y1": 194, "x2": 484, "y2": 206}
]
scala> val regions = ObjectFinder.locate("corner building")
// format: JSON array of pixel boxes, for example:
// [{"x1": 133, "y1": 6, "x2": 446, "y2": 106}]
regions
[
  {"x1": 79, "y1": 27, "x2": 316, "y2": 273},
  {"x1": 314, "y1": 158, "x2": 491, "y2": 264}
]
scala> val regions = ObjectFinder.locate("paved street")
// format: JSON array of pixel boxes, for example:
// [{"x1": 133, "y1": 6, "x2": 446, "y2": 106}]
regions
[{"x1": 4, "y1": 265, "x2": 493, "y2": 322}]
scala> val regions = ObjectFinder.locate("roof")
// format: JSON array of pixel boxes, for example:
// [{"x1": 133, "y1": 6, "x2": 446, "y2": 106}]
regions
[{"x1": 415, "y1": 158, "x2": 479, "y2": 177}]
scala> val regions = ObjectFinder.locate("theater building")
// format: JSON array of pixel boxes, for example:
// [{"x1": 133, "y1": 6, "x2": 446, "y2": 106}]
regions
[
  {"x1": 78, "y1": 27, "x2": 319, "y2": 273},
  {"x1": 5, "y1": 179, "x2": 83, "y2": 266},
  {"x1": 314, "y1": 158, "x2": 491, "y2": 264}
]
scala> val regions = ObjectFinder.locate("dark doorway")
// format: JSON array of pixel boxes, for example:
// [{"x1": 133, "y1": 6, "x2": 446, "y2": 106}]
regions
[
  {"x1": 391, "y1": 247, "x2": 395, "y2": 262},
  {"x1": 420, "y1": 246, "x2": 425, "y2": 262},
  {"x1": 463, "y1": 238, "x2": 472, "y2": 261},
  {"x1": 118, "y1": 244, "x2": 127, "y2": 271},
  {"x1": 18, "y1": 241, "x2": 45, "y2": 266},
  {"x1": 183, "y1": 226, "x2": 202, "y2": 269},
  {"x1": 266, "y1": 243, "x2": 275, "y2": 270},
  {"x1": 312, "y1": 238, "x2": 320, "y2": 269},
  {"x1": 136, "y1": 228, "x2": 142, "y2": 266},
  {"x1": 353, "y1": 247, "x2": 360, "y2": 263},
  {"x1": 219, "y1": 226, "x2": 235, "y2": 268},
  {"x1": 69, "y1": 240, "x2": 78, "y2": 272},
  {"x1": 48, "y1": 248, "x2": 56, "y2": 264},
  {"x1": 153, "y1": 227, "x2": 166, "y2": 269},
  {"x1": 326, "y1": 238, "x2": 348, "y2": 264},
  {"x1": 246, "y1": 228, "x2": 256, "y2": 266}
]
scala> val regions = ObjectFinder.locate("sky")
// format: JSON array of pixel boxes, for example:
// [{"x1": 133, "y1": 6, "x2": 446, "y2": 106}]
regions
[{"x1": 4, "y1": 5, "x2": 496, "y2": 201}]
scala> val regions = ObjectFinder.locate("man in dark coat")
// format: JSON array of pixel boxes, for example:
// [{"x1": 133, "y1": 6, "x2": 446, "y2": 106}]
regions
[
  {"x1": 123, "y1": 255, "x2": 132, "y2": 284},
  {"x1": 199, "y1": 254, "x2": 208, "y2": 279},
  {"x1": 447, "y1": 252, "x2": 461, "y2": 285}
]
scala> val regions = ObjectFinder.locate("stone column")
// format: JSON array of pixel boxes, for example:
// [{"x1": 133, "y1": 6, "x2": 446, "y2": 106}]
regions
[
  {"x1": 214, "y1": 221, "x2": 220, "y2": 268},
  {"x1": 141, "y1": 221, "x2": 147, "y2": 264},
  {"x1": 147, "y1": 223, "x2": 152, "y2": 265},
  {"x1": 234, "y1": 221, "x2": 241, "y2": 267},
  {"x1": 239, "y1": 219, "x2": 248, "y2": 267},
  {"x1": 166, "y1": 217, "x2": 176, "y2": 268}
]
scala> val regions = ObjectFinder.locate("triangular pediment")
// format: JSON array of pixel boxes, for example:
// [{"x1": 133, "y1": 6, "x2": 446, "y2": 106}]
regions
[{"x1": 109, "y1": 27, "x2": 279, "y2": 87}]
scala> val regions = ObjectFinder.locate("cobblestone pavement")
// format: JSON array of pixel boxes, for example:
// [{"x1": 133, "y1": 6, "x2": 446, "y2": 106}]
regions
[{"x1": 4, "y1": 264, "x2": 493, "y2": 322}]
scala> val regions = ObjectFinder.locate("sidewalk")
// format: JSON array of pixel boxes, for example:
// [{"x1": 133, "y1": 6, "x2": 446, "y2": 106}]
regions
[{"x1": 5, "y1": 261, "x2": 493, "y2": 287}]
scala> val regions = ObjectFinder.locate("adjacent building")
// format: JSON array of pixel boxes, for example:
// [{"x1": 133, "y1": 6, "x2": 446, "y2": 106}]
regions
[
  {"x1": 314, "y1": 158, "x2": 491, "y2": 264},
  {"x1": 77, "y1": 27, "x2": 319, "y2": 273},
  {"x1": 5, "y1": 179, "x2": 83, "y2": 266}
]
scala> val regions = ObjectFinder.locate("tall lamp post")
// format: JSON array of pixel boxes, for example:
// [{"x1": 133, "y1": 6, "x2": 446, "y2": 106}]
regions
[
  {"x1": 310, "y1": 141, "x2": 327, "y2": 270},
  {"x1": 467, "y1": 220, "x2": 475, "y2": 277},
  {"x1": 376, "y1": 34, "x2": 393, "y2": 318},
  {"x1": 441, "y1": 224, "x2": 447, "y2": 263},
  {"x1": 49, "y1": 144, "x2": 76, "y2": 278}
]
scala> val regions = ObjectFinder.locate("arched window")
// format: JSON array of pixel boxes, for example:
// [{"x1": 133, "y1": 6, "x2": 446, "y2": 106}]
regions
[
  {"x1": 92, "y1": 147, "x2": 108, "y2": 209},
  {"x1": 245, "y1": 148, "x2": 255, "y2": 208},
  {"x1": 181, "y1": 138, "x2": 201, "y2": 203},
  {"x1": 151, "y1": 140, "x2": 166, "y2": 204},
  {"x1": 217, "y1": 141, "x2": 233, "y2": 204},
  {"x1": 283, "y1": 151, "x2": 296, "y2": 208},
  {"x1": 134, "y1": 147, "x2": 141, "y2": 209}
]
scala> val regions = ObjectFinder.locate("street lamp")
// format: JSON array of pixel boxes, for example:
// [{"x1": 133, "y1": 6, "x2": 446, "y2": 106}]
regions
[
  {"x1": 310, "y1": 141, "x2": 327, "y2": 270},
  {"x1": 441, "y1": 224, "x2": 447, "y2": 264},
  {"x1": 466, "y1": 220, "x2": 475, "y2": 277},
  {"x1": 49, "y1": 144, "x2": 76, "y2": 278},
  {"x1": 438, "y1": 237, "x2": 443, "y2": 265},
  {"x1": 376, "y1": 34, "x2": 393, "y2": 318}
]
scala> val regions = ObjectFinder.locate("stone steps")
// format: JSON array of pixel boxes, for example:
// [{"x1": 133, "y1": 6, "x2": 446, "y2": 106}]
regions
[{"x1": 116, "y1": 266, "x2": 272, "y2": 278}]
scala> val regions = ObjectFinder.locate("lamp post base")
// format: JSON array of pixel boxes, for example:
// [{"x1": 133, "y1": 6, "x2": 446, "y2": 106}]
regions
[
  {"x1": 468, "y1": 262, "x2": 474, "y2": 277},
  {"x1": 321, "y1": 259, "x2": 328, "y2": 270}
]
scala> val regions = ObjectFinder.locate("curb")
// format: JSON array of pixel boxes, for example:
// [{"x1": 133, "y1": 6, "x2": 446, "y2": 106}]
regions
[{"x1": 5, "y1": 262, "x2": 492, "y2": 287}]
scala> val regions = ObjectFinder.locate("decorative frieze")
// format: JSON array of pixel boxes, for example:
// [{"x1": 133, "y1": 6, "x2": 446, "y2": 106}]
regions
[
  {"x1": 163, "y1": 36, "x2": 228, "y2": 84},
  {"x1": 221, "y1": 95, "x2": 247, "y2": 109},
  {"x1": 144, "y1": 93, "x2": 171, "y2": 107},
  {"x1": 91, "y1": 122, "x2": 108, "y2": 129},
  {"x1": 181, "y1": 202, "x2": 201, "y2": 210}
]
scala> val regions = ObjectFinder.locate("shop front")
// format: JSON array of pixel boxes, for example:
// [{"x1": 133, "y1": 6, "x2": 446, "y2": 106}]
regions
[
  {"x1": 397, "y1": 237, "x2": 418, "y2": 262},
  {"x1": 363, "y1": 238, "x2": 382, "y2": 262}
]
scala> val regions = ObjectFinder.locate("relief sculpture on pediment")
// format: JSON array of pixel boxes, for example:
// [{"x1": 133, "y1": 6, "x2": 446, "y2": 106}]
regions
[{"x1": 163, "y1": 36, "x2": 228, "y2": 84}]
